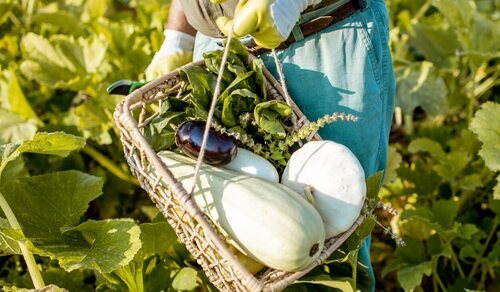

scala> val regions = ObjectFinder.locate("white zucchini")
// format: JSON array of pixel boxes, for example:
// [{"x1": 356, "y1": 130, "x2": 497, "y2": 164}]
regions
[
  {"x1": 152, "y1": 151, "x2": 325, "y2": 272},
  {"x1": 281, "y1": 141, "x2": 366, "y2": 238},
  {"x1": 223, "y1": 148, "x2": 279, "y2": 182}
]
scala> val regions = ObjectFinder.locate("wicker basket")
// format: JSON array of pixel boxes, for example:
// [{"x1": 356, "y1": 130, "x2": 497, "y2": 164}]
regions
[{"x1": 113, "y1": 55, "x2": 365, "y2": 292}]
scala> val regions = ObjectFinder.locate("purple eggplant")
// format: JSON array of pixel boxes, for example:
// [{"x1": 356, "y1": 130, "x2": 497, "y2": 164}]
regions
[{"x1": 175, "y1": 121, "x2": 238, "y2": 166}]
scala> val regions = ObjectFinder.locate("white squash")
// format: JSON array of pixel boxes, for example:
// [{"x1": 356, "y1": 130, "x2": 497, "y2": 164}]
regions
[
  {"x1": 223, "y1": 148, "x2": 279, "y2": 182},
  {"x1": 281, "y1": 141, "x2": 366, "y2": 238},
  {"x1": 152, "y1": 151, "x2": 325, "y2": 272}
]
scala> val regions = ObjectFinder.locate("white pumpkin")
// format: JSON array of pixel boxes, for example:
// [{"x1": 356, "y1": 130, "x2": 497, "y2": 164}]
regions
[{"x1": 281, "y1": 141, "x2": 366, "y2": 238}]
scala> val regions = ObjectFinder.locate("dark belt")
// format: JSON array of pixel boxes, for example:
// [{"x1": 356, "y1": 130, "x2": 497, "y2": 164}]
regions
[{"x1": 248, "y1": 0, "x2": 361, "y2": 55}]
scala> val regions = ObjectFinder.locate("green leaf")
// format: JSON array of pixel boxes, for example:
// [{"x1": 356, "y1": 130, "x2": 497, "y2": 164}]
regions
[
  {"x1": 0, "y1": 110, "x2": 38, "y2": 144},
  {"x1": 144, "y1": 258, "x2": 178, "y2": 292},
  {"x1": 0, "y1": 132, "x2": 84, "y2": 173},
  {"x1": 426, "y1": 234, "x2": 449, "y2": 258},
  {"x1": 1, "y1": 170, "x2": 141, "y2": 273},
  {"x1": 0, "y1": 143, "x2": 18, "y2": 165},
  {"x1": 59, "y1": 219, "x2": 141, "y2": 273},
  {"x1": 31, "y1": 12, "x2": 86, "y2": 36},
  {"x1": 0, "y1": 218, "x2": 29, "y2": 254},
  {"x1": 461, "y1": 174, "x2": 483, "y2": 191},
  {"x1": 0, "y1": 156, "x2": 28, "y2": 187},
  {"x1": 365, "y1": 171, "x2": 384, "y2": 199},
  {"x1": 397, "y1": 159, "x2": 441, "y2": 197},
  {"x1": 489, "y1": 197, "x2": 500, "y2": 220},
  {"x1": 20, "y1": 33, "x2": 108, "y2": 90},
  {"x1": 470, "y1": 102, "x2": 500, "y2": 171},
  {"x1": 144, "y1": 99, "x2": 187, "y2": 151},
  {"x1": 395, "y1": 61, "x2": 447, "y2": 116},
  {"x1": 41, "y1": 268, "x2": 93, "y2": 292},
  {"x1": 3, "y1": 284, "x2": 68, "y2": 292},
  {"x1": 396, "y1": 261, "x2": 432, "y2": 291},
  {"x1": 172, "y1": 267, "x2": 199, "y2": 291},
  {"x1": 394, "y1": 237, "x2": 427, "y2": 265},
  {"x1": 432, "y1": 0, "x2": 500, "y2": 64},
  {"x1": 221, "y1": 89, "x2": 259, "y2": 127},
  {"x1": 145, "y1": 112, "x2": 185, "y2": 151},
  {"x1": 456, "y1": 224, "x2": 480, "y2": 240},
  {"x1": 295, "y1": 274, "x2": 354, "y2": 291},
  {"x1": 1, "y1": 70, "x2": 40, "y2": 122},
  {"x1": 432, "y1": 200, "x2": 458, "y2": 228},
  {"x1": 254, "y1": 100, "x2": 292, "y2": 139},
  {"x1": 217, "y1": 71, "x2": 255, "y2": 105},
  {"x1": 433, "y1": 150, "x2": 471, "y2": 182},
  {"x1": 1, "y1": 171, "x2": 103, "y2": 244},
  {"x1": 459, "y1": 244, "x2": 479, "y2": 261},
  {"x1": 409, "y1": 16, "x2": 460, "y2": 69},
  {"x1": 347, "y1": 216, "x2": 376, "y2": 251},
  {"x1": 203, "y1": 51, "x2": 238, "y2": 83},
  {"x1": 384, "y1": 146, "x2": 402, "y2": 184},
  {"x1": 226, "y1": 37, "x2": 249, "y2": 62},
  {"x1": 180, "y1": 66, "x2": 217, "y2": 110},
  {"x1": 16, "y1": 132, "x2": 85, "y2": 157},
  {"x1": 0, "y1": 1, "x2": 13, "y2": 26},
  {"x1": 408, "y1": 137, "x2": 446, "y2": 161},
  {"x1": 105, "y1": 259, "x2": 144, "y2": 292},
  {"x1": 139, "y1": 222, "x2": 177, "y2": 259},
  {"x1": 72, "y1": 97, "x2": 114, "y2": 145},
  {"x1": 84, "y1": 0, "x2": 110, "y2": 19},
  {"x1": 252, "y1": 58, "x2": 267, "y2": 100}
]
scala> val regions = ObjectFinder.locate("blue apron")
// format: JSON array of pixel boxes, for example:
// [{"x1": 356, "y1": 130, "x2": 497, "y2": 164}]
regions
[{"x1": 193, "y1": 1, "x2": 395, "y2": 290}]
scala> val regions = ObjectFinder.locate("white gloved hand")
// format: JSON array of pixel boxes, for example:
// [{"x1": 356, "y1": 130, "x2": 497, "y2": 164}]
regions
[
  {"x1": 217, "y1": 0, "x2": 322, "y2": 49},
  {"x1": 145, "y1": 29, "x2": 195, "y2": 81}
]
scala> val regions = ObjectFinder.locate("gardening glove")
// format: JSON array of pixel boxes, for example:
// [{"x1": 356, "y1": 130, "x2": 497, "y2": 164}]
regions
[
  {"x1": 145, "y1": 29, "x2": 195, "y2": 81},
  {"x1": 216, "y1": 0, "x2": 322, "y2": 49}
]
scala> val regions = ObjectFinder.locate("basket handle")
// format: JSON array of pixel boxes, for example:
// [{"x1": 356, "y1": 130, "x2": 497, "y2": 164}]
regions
[
  {"x1": 270, "y1": 49, "x2": 298, "y2": 131},
  {"x1": 189, "y1": 27, "x2": 235, "y2": 195}
]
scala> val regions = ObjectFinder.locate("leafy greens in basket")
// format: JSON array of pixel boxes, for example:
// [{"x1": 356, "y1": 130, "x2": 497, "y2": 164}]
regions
[{"x1": 144, "y1": 38, "x2": 358, "y2": 170}]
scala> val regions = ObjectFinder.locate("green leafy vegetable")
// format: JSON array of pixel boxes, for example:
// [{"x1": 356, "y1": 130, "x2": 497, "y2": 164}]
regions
[
  {"x1": 221, "y1": 89, "x2": 260, "y2": 127},
  {"x1": 470, "y1": 101, "x2": 500, "y2": 171},
  {"x1": 254, "y1": 100, "x2": 293, "y2": 139}
]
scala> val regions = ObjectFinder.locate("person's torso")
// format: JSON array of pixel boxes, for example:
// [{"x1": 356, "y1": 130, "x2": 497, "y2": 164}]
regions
[{"x1": 181, "y1": 0, "x2": 341, "y2": 38}]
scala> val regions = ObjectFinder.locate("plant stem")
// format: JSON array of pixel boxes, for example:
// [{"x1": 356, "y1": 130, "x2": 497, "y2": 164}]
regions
[
  {"x1": 8, "y1": 12, "x2": 22, "y2": 28},
  {"x1": 303, "y1": 186, "x2": 315, "y2": 205},
  {"x1": 468, "y1": 221, "x2": 498, "y2": 279},
  {"x1": 403, "y1": 113, "x2": 414, "y2": 135},
  {"x1": 352, "y1": 250, "x2": 358, "y2": 291},
  {"x1": 433, "y1": 274, "x2": 446, "y2": 292},
  {"x1": 82, "y1": 145, "x2": 140, "y2": 187},
  {"x1": 432, "y1": 259, "x2": 446, "y2": 291},
  {"x1": 412, "y1": 0, "x2": 432, "y2": 21},
  {"x1": 0, "y1": 191, "x2": 45, "y2": 289},
  {"x1": 478, "y1": 265, "x2": 488, "y2": 290},
  {"x1": 450, "y1": 248, "x2": 466, "y2": 279}
]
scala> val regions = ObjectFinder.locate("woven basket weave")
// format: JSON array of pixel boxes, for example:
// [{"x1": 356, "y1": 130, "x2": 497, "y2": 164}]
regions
[{"x1": 113, "y1": 55, "x2": 365, "y2": 291}]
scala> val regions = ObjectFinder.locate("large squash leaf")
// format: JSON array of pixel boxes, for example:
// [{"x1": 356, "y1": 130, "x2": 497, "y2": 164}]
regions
[
  {"x1": 395, "y1": 61, "x2": 448, "y2": 116},
  {"x1": 0, "y1": 171, "x2": 141, "y2": 273},
  {"x1": 19, "y1": 33, "x2": 108, "y2": 90}
]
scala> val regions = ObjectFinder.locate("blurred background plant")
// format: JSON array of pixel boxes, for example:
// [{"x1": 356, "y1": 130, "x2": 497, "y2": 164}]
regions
[{"x1": 0, "y1": 0, "x2": 498, "y2": 291}]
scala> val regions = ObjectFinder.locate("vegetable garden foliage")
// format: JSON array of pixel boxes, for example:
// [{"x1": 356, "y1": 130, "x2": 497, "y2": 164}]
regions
[
  {"x1": 374, "y1": 0, "x2": 500, "y2": 291},
  {"x1": 0, "y1": 0, "x2": 497, "y2": 291}
]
